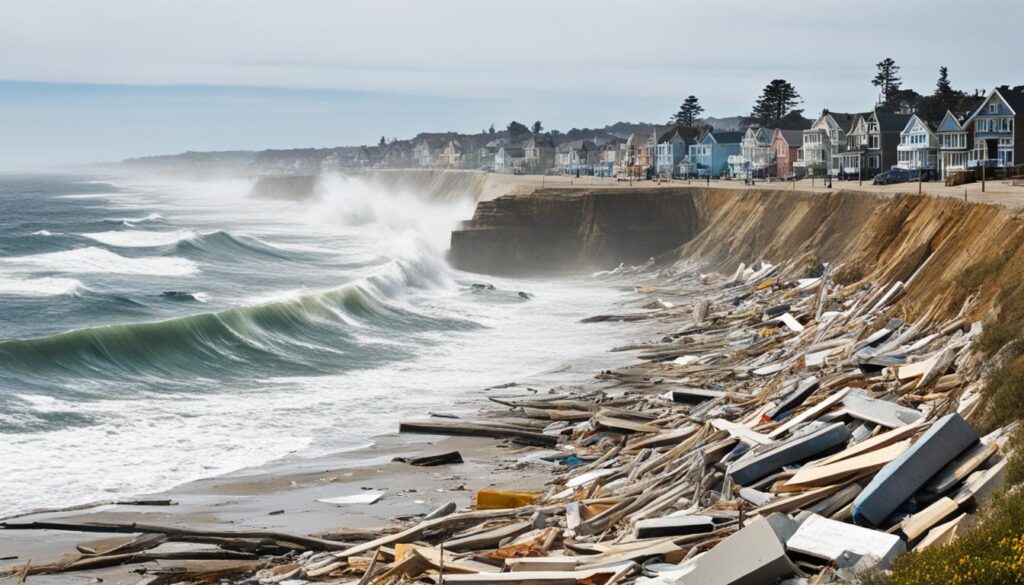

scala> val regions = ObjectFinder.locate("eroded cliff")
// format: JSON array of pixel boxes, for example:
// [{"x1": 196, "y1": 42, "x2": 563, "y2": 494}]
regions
[{"x1": 450, "y1": 186, "x2": 1024, "y2": 324}]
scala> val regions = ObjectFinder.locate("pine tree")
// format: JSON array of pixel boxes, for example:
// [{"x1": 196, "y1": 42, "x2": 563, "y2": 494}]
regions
[
  {"x1": 673, "y1": 96, "x2": 704, "y2": 128},
  {"x1": 532, "y1": 121, "x2": 544, "y2": 135},
  {"x1": 750, "y1": 80, "x2": 803, "y2": 124},
  {"x1": 488, "y1": 124, "x2": 496, "y2": 135},
  {"x1": 936, "y1": 66, "x2": 952, "y2": 99},
  {"x1": 379, "y1": 136, "x2": 386, "y2": 147},
  {"x1": 872, "y1": 58, "x2": 903, "y2": 111}
]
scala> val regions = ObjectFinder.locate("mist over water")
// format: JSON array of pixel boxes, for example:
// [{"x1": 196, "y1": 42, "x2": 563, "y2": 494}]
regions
[{"x1": 0, "y1": 172, "x2": 641, "y2": 517}]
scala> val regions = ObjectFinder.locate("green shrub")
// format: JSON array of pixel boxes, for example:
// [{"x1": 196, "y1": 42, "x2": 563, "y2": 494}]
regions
[{"x1": 861, "y1": 489, "x2": 1024, "y2": 585}]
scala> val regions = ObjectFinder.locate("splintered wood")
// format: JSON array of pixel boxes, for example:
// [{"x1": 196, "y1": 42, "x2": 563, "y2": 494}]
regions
[{"x1": 1, "y1": 259, "x2": 1014, "y2": 585}]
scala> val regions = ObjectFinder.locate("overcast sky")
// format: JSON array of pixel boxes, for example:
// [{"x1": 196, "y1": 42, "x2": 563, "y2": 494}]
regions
[{"x1": 1, "y1": 0, "x2": 1020, "y2": 168}]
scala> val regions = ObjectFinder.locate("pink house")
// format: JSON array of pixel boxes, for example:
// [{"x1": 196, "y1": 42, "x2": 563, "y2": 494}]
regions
[{"x1": 772, "y1": 129, "x2": 803, "y2": 179}]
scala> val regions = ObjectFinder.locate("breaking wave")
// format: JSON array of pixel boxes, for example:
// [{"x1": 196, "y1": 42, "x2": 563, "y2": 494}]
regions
[
  {"x1": 0, "y1": 246, "x2": 198, "y2": 276},
  {"x1": 82, "y1": 229, "x2": 199, "y2": 248},
  {"x1": 0, "y1": 243, "x2": 471, "y2": 382},
  {"x1": 0, "y1": 277, "x2": 84, "y2": 297}
]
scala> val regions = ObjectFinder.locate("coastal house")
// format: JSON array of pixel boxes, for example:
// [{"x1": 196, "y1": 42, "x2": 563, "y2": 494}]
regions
[
  {"x1": 896, "y1": 115, "x2": 938, "y2": 171},
  {"x1": 833, "y1": 111, "x2": 909, "y2": 178},
  {"x1": 624, "y1": 131, "x2": 657, "y2": 175},
  {"x1": 771, "y1": 129, "x2": 803, "y2": 179},
  {"x1": 380, "y1": 142, "x2": 412, "y2": 168},
  {"x1": 965, "y1": 85, "x2": 1024, "y2": 171},
  {"x1": 352, "y1": 146, "x2": 382, "y2": 169},
  {"x1": 494, "y1": 146, "x2": 525, "y2": 174},
  {"x1": 936, "y1": 110, "x2": 975, "y2": 179},
  {"x1": 436, "y1": 139, "x2": 464, "y2": 168},
  {"x1": 522, "y1": 136, "x2": 556, "y2": 173},
  {"x1": 477, "y1": 138, "x2": 510, "y2": 171},
  {"x1": 656, "y1": 128, "x2": 690, "y2": 176},
  {"x1": 687, "y1": 130, "x2": 742, "y2": 179},
  {"x1": 413, "y1": 137, "x2": 450, "y2": 167},
  {"x1": 556, "y1": 139, "x2": 600, "y2": 175},
  {"x1": 795, "y1": 111, "x2": 860, "y2": 177},
  {"x1": 596, "y1": 138, "x2": 622, "y2": 177},
  {"x1": 729, "y1": 126, "x2": 775, "y2": 178}
]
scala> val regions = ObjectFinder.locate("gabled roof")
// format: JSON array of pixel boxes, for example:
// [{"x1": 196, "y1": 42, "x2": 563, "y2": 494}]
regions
[
  {"x1": 965, "y1": 86, "x2": 1024, "y2": 124},
  {"x1": 901, "y1": 114, "x2": 937, "y2": 136},
  {"x1": 710, "y1": 131, "x2": 744, "y2": 144},
  {"x1": 937, "y1": 109, "x2": 977, "y2": 133},
  {"x1": 775, "y1": 129, "x2": 804, "y2": 147},
  {"x1": 497, "y1": 146, "x2": 525, "y2": 157},
  {"x1": 874, "y1": 112, "x2": 912, "y2": 132},
  {"x1": 658, "y1": 128, "x2": 689, "y2": 144}
]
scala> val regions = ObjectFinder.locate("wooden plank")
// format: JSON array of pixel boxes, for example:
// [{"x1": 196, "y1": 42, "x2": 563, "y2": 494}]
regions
[
  {"x1": 768, "y1": 387, "x2": 850, "y2": 439},
  {"x1": 816, "y1": 421, "x2": 922, "y2": 466},
  {"x1": 901, "y1": 497, "x2": 959, "y2": 541},
  {"x1": 785, "y1": 440, "x2": 910, "y2": 488},
  {"x1": 594, "y1": 415, "x2": 660, "y2": 434},
  {"x1": 399, "y1": 421, "x2": 558, "y2": 447}
]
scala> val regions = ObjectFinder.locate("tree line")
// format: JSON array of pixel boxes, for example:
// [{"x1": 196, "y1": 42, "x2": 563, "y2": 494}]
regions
[{"x1": 671, "y1": 59, "x2": 984, "y2": 135}]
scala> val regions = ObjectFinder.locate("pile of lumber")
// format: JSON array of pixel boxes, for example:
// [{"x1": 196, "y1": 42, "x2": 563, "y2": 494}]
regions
[{"x1": 2, "y1": 258, "x2": 1014, "y2": 585}]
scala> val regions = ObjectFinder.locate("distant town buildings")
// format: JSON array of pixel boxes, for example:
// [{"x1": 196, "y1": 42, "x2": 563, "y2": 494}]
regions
[{"x1": 229, "y1": 84, "x2": 1023, "y2": 185}]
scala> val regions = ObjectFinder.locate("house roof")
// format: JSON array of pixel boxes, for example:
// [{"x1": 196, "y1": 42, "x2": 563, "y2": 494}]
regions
[
  {"x1": 995, "y1": 85, "x2": 1024, "y2": 115},
  {"x1": 776, "y1": 129, "x2": 804, "y2": 147},
  {"x1": 658, "y1": 128, "x2": 689, "y2": 144},
  {"x1": 498, "y1": 146, "x2": 524, "y2": 157},
  {"x1": 875, "y1": 112, "x2": 912, "y2": 132},
  {"x1": 710, "y1": 131, "x2": 744, "y2": 144}
]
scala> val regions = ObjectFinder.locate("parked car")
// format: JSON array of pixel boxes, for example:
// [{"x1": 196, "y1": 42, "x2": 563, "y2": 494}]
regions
[
  {"x1": 874, "y1": 168, "x2": 939, "y2": 184},
  {"x1": 873, "y1": 168, "x2": 917, "y2": 185}
]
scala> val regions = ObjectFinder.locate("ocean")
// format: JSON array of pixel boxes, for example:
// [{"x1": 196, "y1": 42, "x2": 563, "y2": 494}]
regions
[{"x1": 0, "y1": 172, "x2": 641, "y2": 517}]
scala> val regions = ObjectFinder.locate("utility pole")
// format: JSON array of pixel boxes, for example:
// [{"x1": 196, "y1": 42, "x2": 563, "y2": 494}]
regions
[{"x1": 982, "y1": 163, "x2": 986, "y2": 192}]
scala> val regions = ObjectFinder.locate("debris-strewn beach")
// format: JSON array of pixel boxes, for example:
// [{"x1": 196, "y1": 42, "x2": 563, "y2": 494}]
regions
[{"x1": 2, "y1": 241, "x2": 1011, "y2": 584}]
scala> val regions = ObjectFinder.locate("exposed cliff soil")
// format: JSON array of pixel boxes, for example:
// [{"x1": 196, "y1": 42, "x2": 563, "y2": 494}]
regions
[
  {"x1": 449, "y1": 188, "x2": 703, "y2": 275},
  {"x1": 451, "y1": 186, "x2": 1024, "y2": 325}
]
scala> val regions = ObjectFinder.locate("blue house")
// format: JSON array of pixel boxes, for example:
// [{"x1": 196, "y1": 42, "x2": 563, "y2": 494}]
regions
[
  {"x1": 964, "y1": 85, "x2": 1024, "y2": 170},
  {"x1": 687, "y1": 131, "x2": 743, "y2": 178},
  {"x1": 656, "y1": 128, "x2": 690, "y2": 176}
]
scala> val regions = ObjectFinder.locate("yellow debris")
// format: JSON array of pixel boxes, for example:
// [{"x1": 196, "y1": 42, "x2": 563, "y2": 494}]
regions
[
  {"x1": 757, "y1": 279, "x2": 775, "y2": 290},
  {"x1": 475, "y1": 489, "x2": 539, "y2": 509}
]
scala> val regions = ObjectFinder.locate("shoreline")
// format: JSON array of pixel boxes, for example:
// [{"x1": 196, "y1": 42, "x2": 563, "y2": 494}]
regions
[{"x1": 0, "y1": 272, "x2": 661, "y2": 583}]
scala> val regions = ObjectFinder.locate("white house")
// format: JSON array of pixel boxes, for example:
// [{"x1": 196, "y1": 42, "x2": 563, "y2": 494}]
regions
[
  {"x1": 896, "y1": 115, "x2": 938, "y2": 171},
  {"x1": 729, "y1": 126, "x2": 775, "y2": 178}
]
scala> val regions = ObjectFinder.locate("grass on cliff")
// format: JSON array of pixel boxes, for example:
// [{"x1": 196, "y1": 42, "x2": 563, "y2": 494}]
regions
[
  {"x1": 863, "y1": 256, "x2": 1024, "y2": 585},
  {"x1": 861, "y1": 489, "x2": 1024, "y2": 585}
]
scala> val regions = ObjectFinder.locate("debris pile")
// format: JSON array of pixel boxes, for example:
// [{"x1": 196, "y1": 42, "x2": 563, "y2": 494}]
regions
[{"x1": 2, "y1": 259, "x2": 1014, "y2": 584}]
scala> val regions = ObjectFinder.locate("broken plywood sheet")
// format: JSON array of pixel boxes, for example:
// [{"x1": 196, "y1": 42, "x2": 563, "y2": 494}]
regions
[
  {"x1": 679, "y1": 516, "x2": 797, "y2": 585},
  {"x1": 842, "y1": 392, "x2": 923, "y2": 428},
  {"x1": 786, "y1": 513, "x2": 905, "y2": 570}
]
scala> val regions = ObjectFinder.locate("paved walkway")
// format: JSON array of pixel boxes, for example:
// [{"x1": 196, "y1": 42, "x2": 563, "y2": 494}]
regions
[{"x1": 502, "y1": 174, "x2": 1024, "y2": 207}]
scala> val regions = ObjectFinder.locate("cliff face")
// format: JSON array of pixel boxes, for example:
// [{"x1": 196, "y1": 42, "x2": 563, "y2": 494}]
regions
[
  {"x1": 450, "y1": 186, "x2": 1024, "y2": 323},
  {"x1": 449, "y1": 189, "x2": 704, "y2": 275}
]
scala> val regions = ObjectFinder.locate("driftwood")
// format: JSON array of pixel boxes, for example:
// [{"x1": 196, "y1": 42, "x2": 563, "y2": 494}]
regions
[
  {"x1": 0, "y1": 521, "x2": 347, "y2": 551},
  {"x1": 399, "y1": 421, "x2": 559, "y2": 447}
]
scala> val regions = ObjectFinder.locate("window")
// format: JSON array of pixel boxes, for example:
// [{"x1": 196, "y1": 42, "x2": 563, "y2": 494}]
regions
[
  {"x1": 868, "y1": 155, "x2": 880, "y2": 168},
  {"x1": 990, "y1": 103, "x2": 999, "y2": 114},
  {"x1": 869, "y1": 135, "x2": 880, "y2": 149}
]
